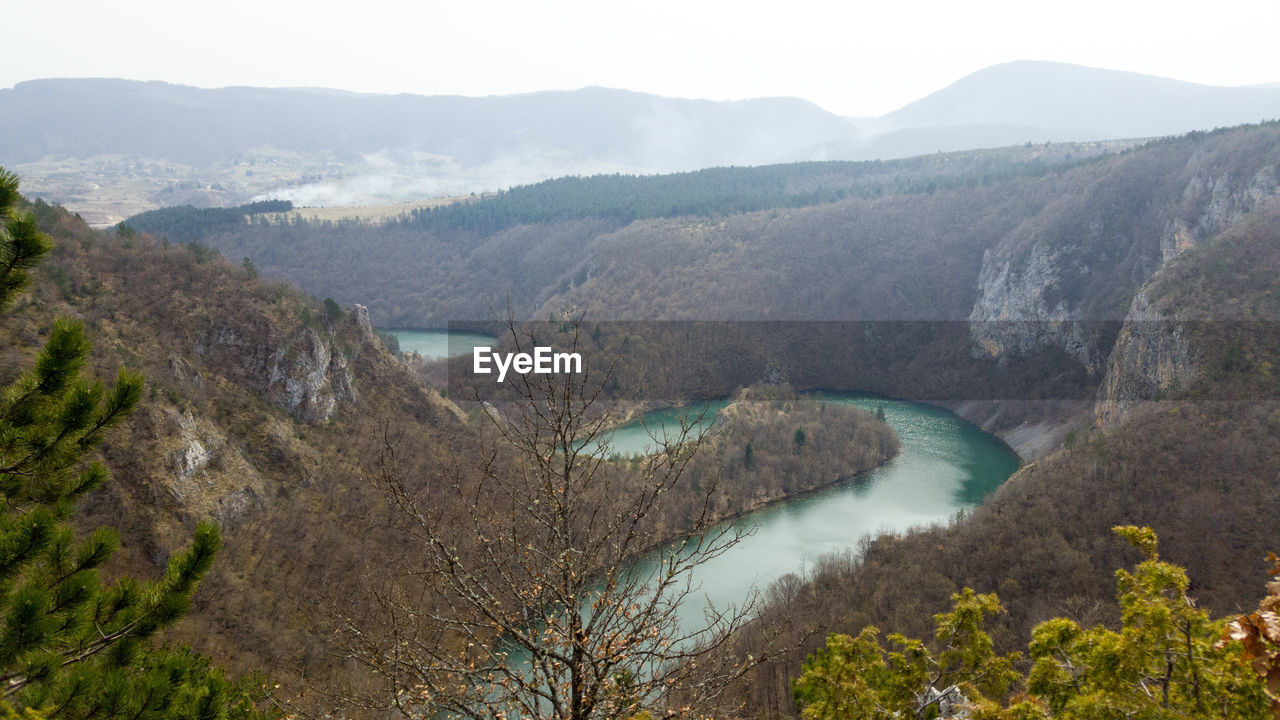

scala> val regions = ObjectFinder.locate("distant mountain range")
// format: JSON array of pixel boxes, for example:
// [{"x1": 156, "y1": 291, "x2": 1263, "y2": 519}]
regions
[
  {"x1": 861, "y1": 61, "x2": 1280, "y2": 153},
  {"x1": 2, "y1": 61, "x2": 1278, "y2": 216}
]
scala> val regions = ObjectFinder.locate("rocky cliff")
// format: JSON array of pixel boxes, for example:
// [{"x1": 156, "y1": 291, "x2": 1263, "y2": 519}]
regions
[
  {"x1": 969, "y1": 131, "x2": 1280, "y2": 376},
  {"x1": 963, "y1": 129, "x2": 1280, "y2": 441}
]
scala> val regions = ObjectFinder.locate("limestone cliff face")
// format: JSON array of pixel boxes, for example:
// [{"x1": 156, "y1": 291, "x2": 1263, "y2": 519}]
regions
[
  {"x1": 264, "y1": 328, "x2": 356, "y2": 423},
  {"x1": 159, "y1": 408, "x2": 270, "y2": 525},
  {"x1": 1094, "y1": 290, "x2": 1196, "y2": 425},
  {"x1": 969, "y1": 241, "x2": 1106, "y2": 369},
  {"x1": 1093, "y1": 165, "x2": 1277, "y2": 425},
  {"x1": 1161, "y1": 162, "x2": 1278, "y2": 264},
  {"x1": 970, "y1": 149, "x2": 1278, "y2": 377},
  {"x1": 197, "y1": 319, "x2": 357, "y2": 424}
]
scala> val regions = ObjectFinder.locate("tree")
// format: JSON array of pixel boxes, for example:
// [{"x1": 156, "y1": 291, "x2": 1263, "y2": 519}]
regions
[
  {"x1": 0, "y1": 169, "x2": 273, "y2": 718},
  {"x1": 341, "y1": 317, "x2": 766, "y2": 719},
  {"x1": 323, "y1": 297, "x2": 341, "y2": 323},
  {"x1": 792, "y1": 589, "x2": 1017, "y2": 720},
  {"x1": 791, "y1": 526, "x2": 1271, "y2": 719},
  {"x1": 1221, "y1": 552, "x2": 1280, "y2": 718}
]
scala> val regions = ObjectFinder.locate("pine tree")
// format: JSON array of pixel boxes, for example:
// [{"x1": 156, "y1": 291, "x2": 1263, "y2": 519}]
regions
[{"x1": 0, "y1": 169, "x2": 273, "y2": 718}]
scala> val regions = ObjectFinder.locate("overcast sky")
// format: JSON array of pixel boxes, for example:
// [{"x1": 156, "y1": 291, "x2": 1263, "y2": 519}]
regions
[{"x1": 4, "y1": 0, "x2": 1278, "y2": 117}]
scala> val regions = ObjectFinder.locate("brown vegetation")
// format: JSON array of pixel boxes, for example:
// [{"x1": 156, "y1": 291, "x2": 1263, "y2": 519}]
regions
[
  {"x1": 679, "y1": 385, "x2": 899, "y2": 521},
  {"x1": 719, "y1": 196, "x2": 1280, "y2": 718}
]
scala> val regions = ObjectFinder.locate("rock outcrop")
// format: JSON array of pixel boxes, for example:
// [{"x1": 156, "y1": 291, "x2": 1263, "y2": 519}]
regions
[
  {"x1": 156, "y1": 408, "x2": 267, "y2": 526},
  {"x1": 265, "y1": 328, "x2": 356, "y2": 423},
  {"x1": 1094, "y1": 291, "x2": 1196, "y2": 425},
  {"x1": 970, "y1": 143, "x2": 1278, "y2": 428},
  {"x1": 197, "y1": 322, "x2": 357, "y2": 424}
]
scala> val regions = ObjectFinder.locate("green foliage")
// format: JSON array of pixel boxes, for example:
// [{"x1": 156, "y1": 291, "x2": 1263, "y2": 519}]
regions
[
  {"x1": 184, "y1": 242, "x2": 221, "y2": 264},
  {"x1": 0, "y1": 170, "x2": 276, "y2": 719},
  {"x1": 0, "y1": 170, "x2": 53, "y2": 312},
  {"x1": 322, "y1": 297, "x2": 341, "y2": 323},
  {"x1": 125, "y1": 201, "x2": 291, "y2": 244},
  {"x1": 374, "y1": 329, "x2": 400, "y2": 354},
  {"x1": 793, "y1": 588, "x2": 1017, "y2": 720},
  {"x1": 793, "y1": 527, "x2": 1271, "y2": 719}
]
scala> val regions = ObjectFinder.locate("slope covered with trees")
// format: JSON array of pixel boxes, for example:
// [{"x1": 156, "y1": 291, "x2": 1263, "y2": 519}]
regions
[
  {"x1": 8, "y1": 186, "x2": 910, "y2": 718},
  {"x1": 131, "y1": 141, "x2": 1114, "y2": 327},
  {"x1": 719, "y1": 193, "x2": 1280, "y2": 718},
  {"x1": 10, "y1": 122, "x2": 1280, "y2": 718},
  {"x1": 0, "y1": 171, "x2": 276, "y2": 718},
  {"x1": 790, "y1": 528, "x2": 1274, "y2": 720},
  {"x1": 3, "y1": 192, "x2": 479, "y2": 714}
]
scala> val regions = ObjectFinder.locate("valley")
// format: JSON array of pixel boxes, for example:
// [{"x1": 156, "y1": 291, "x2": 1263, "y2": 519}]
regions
[{"x1": 2, "y1": 108, "x2": 1279, "y2": 718}]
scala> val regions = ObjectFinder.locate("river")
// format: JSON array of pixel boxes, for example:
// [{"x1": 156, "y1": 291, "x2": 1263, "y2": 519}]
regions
[
  {"x1": 611, "y1": 394, "x2": 1020, "y2": 630},
  {"x1": 385, "y1": 330, "x2": 1021, "y2": 637},
  {"x1": 382, "y1": 327, "x2": 497, "y2": 361}
]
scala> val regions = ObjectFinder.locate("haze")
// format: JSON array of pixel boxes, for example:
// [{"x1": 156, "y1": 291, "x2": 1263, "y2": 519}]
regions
[{"x1": 4, "y1": 0, "x2": 1279, "y2": 117}]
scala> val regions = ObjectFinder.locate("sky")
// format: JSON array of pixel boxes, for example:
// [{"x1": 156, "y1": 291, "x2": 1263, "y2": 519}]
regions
[{"x1": 3, "y1": 0, "x2": 1279, "y2": 117}]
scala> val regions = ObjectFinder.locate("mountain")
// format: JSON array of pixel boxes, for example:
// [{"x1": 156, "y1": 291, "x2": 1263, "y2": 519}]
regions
[
  {"x1": 0, "y1": 79, "x2": 855, "y2": 219},
  {"x1": 0, "y1": 79, "x2": 856, "y2": 169},
  {"x1": 727, "y1": 192, "x2": 1280, "y2": 716},
  {"x1": 4, "y1": 64, "x2": 1279, "y2": 221},
  {"x1": 873, "y1": 60, "x2": 1280, "y2": 143},
  {"x1": 136, "y1": 122, "x2": 1280, "y2": 453},
  {"x1": 3, "y1": 200, "x2": 486, "y2": 707}
]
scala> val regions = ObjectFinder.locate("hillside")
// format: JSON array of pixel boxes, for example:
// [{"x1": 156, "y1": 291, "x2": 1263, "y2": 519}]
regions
[
  {"x1": 105, "y1": 124, "x2": 1280, "y2": 717},
  {"x1": 0, "y1": 80, "x2": 856, "y2": 220},
  {"x1": 725, "y1": 199, "x2": 1280, "y2": 718},
  {"x1": 132, "y1": 124, "x2": 1280, "y2": 455},
  {"x1": 160, "y1": 142, "x2": 1114, "y2": 328},
  {"x1": 6, "y1": 198, "x2": 914, "y2": 716},
  {"x1": 1, "y1": 200, "x2": 483, "y2": 708},
  {"x1": 876, "y1": 60, "x2": 1280, "y2": 144}
]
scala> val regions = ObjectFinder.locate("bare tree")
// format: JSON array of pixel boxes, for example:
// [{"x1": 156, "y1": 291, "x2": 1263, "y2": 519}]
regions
[{"x1": 337, "y1": 318, "x2": 766, "y2": 719}]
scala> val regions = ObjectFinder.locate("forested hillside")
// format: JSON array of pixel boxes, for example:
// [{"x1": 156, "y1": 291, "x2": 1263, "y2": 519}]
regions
[
  {"x1": 145, "y1": 140, "x2": 1119, "y2": 327},
  {"x1": 11, "y1": 120, "x2": 1280, "y2": 718},
  {"x1": 139, "y1": 125, "x2": 1280, "y2": 450},
  {"x1": 724, "y1": 195, "x2": 1280, "y2": 719},
  {"x1": 8, "y1": 198, "x2": 908, "y2": 717},
  {"x1": 119, "y1": 125, "x2": 1280, "y2": 718},
  {"x1": 2, "y1": 199, "x2": 480, "y2": 711}
]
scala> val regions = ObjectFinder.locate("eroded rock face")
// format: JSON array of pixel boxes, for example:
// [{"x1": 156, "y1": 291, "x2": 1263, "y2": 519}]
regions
[
  {"x1": 167, "y1": 409, "x2": 215, "y2": 483},
  {"x1": 969, "y1": 157, "x2": 1278, "y2": 377},
  {"x1": 159, "y1": 408, "x2": 267, "y2": 525},
  {"x1": 969, "y1": 242, "x2": 1105, "y2": 370},
  {"x1": 266, "y1": 328, "x2": 356, "y2": 423},
  {"x1": 1162, "y1": 164, "x2": 1279, "y2": 264},
  {"x1": 1095, "y1": 291, "x2": 1196, "y2": 425},
  {"x1": 352, "y1": 303, "x2": 376, "y2": 345},
  {"x1": 198, "y1": 322, "x2": 357, "y2": 424}
]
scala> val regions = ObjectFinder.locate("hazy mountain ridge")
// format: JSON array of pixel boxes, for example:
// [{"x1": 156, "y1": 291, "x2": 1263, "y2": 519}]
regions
[
  {"x1": 878, "y1": 61, "x2": 1280, "y2": 139},
  {"x1": 5, "y1": 62, "x2": 1278, "y2": 220}
]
